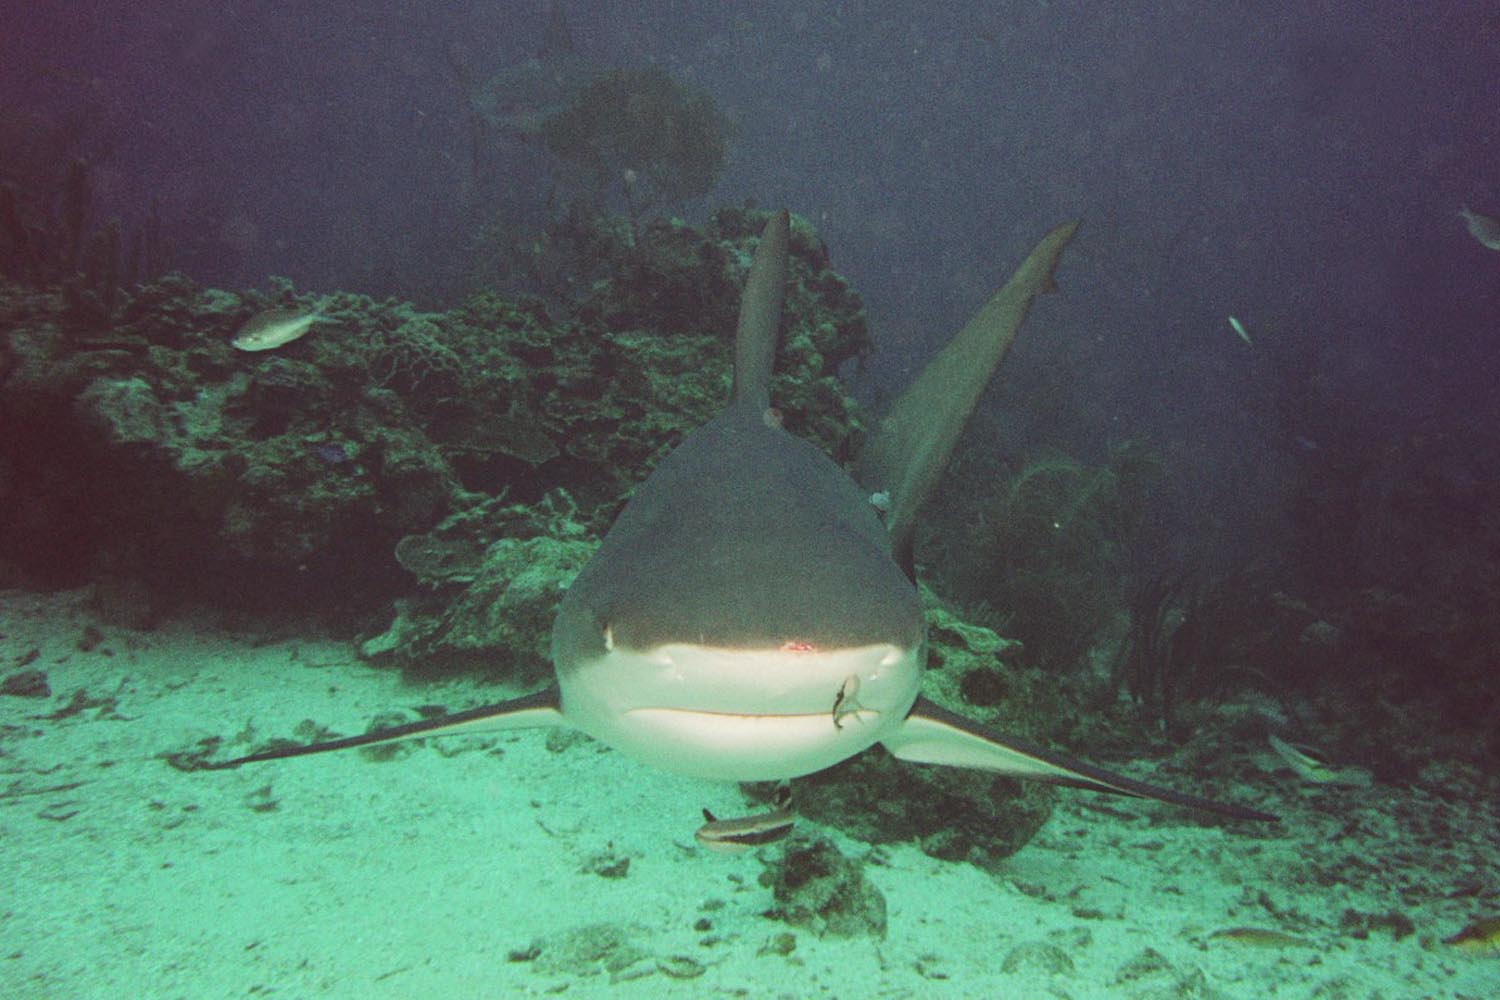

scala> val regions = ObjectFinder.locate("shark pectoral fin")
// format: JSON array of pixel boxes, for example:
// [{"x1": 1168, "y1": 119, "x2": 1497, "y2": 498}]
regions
[
  {"x1": 882, "y1": 697, "x2": 1277, "y2": 823},
  {"x1": 203, "y1": 687, "x2": 566, "y2": 769}
]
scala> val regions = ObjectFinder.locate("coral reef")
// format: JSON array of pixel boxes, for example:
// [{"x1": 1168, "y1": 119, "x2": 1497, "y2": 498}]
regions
[
  {"x1": 1, "y1": 110, "x2": 169, "y2": 327},
  {"x1": 363, "y1": 531, "x2": 594, "y2": 681},
  {"x1": 762, "y1": 835, "x2": 887, "y2": 939},
  {"x1": 0, "y1": 210, "x2": 867, "y2": 636},
  {"x1": 937, "y1": 442, "x2": 1162, "y2": 672}
]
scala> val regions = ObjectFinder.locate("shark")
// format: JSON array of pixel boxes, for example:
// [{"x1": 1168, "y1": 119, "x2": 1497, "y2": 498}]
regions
[
  {"x1": 209, "y1": 211, "x2": 1276, "y2": 825},
  {"x1": 453, "y1": 5, "x2": 598, "y2": 145}
]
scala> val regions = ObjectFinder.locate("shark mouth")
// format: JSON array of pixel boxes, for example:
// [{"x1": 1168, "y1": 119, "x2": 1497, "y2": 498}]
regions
[{"x1": 558, "y1": 641, "x2": 923, "y2": 781}]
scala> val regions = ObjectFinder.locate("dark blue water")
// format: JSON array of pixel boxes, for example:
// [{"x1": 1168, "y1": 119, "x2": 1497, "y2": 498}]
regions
[{"x1": 8, "y1": 4, "x2": 1495, "y2": 533}]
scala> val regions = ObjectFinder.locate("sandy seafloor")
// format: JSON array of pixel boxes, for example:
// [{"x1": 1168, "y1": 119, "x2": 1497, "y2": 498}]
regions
[{"x1": 3, "y1": 589, "x2": 1496, "y2": 1000}]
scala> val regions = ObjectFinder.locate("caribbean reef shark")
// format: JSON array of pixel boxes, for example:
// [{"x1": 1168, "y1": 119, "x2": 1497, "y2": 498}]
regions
[{"x1": 210, "y1": 211, "x2": 1275, "y2": 825}]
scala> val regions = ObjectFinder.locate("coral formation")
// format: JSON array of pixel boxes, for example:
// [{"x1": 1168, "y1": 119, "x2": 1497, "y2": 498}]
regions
[
  {"x1": 763, "y1": 835, "x2": 887, "y2": 939},
  {"x1": 0, "y1": 210, "x2": 867, "y2": 635},
  {"x1": 1, "y1": 110, "x2": 169, "y2": 327},
  {"x1": 939, "y1": 442, "x2": 1162, "y2": 672}
]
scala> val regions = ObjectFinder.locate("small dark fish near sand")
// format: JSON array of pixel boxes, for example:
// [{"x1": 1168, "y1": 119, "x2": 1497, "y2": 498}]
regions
[
  {"x1": 232, "y1": 307, "x2": 322, "y2": 352},
  {"x1": 695, "y1": 786, "x2": 795, "y2": 853}
]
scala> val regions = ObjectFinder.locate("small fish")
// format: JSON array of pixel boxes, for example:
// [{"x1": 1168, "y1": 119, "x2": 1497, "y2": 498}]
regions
[
  {"x1": 831, "y1": 674, "x2": 861, "y2": 730},
  {"x1": 1208, "y1": 927, "x2": 1312, "y2": 949},
  {"x1": 1460, "y1": 206, "x2": 1500, "y2": 251},
  {"x1": 1227, "y1": 315, "x2": 1253, "y2": 346},
  {"x1": 695, "y1": 786, "x2": 795, "y2": 853},
  {"x1": 1444, "y1": 917, "x2": 1500, "y2": 954},
  {"x1": 232, "y1": 308, "x2": 322, "y2": 352},
  {"x1": 1267, "y1": 733, "x2": 1372, "y2": 787},
  {"x1": 313, "y1": 442, "x2": 351, "y2": 466}
]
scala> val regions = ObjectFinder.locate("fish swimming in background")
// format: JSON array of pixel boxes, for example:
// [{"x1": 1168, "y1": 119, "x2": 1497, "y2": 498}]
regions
[
  {"x1": 232, "y1": 307, "x2": 322, "y2": 352},
  {"x1": 312, "y1": 442, "x2": 352, "y2": 467},
  {"x1": 1444, "y1": 917, "x2": 1500, "y2": 954},
  {"x1": 1266, "y1": 733, "x2": 1373, "y2": 787},
  {"x1": 1227, "y1": 314, "x2": 1253, "y2": 346},
  {"x1": 1207, "y1": 926, "x2": 1314, "y2": 949},
  {"x1": 1459, "y1": 206, "x2": 1500, "y2": 250}
]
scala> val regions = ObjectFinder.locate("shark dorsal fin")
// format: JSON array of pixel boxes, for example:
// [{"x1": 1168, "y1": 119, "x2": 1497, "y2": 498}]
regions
[
  {"x1": 857, "y1": 220, "x2": 1079, "y2": 574},
  {"x1": 731, "y1": 209, "x2": 790, "y2": 412}
]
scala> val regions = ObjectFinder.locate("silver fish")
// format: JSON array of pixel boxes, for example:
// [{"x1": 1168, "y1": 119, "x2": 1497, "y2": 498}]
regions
[
  {"x1": 232, "y1": 308, "x2": 321, "y2": 352},
  {"x1": 1266, "y1": 733, "x2": 1372, "y2": 788},
  {"x1": 1460, "y1": 206, "x2": 1500, "y2": 251},
  {"x1": 1227, "y1": 315, "x2": 1253, "y2": 346}
]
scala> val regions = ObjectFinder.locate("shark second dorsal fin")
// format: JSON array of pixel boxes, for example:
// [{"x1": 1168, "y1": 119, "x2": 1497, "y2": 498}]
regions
[
  {"x1": 731, "y1": 210, "x2": 790, "y2": 412},
  {"x1": 857, "y1": 220, "x2": 1079, "y2": 574}
]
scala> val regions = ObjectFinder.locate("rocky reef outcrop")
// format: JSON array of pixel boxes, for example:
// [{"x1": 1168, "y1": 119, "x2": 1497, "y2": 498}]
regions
[{"x1": 0, "y1": 208, "x2": 868, "y2": 630}]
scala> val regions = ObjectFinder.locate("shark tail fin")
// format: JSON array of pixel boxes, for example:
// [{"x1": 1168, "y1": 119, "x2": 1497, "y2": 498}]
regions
[
  {"x1": 857, "y1": 220, "x2": 1079, "y2": 575},
  {"x1": 885, "y1": 697, "x2": 1277, "y2": 822},
  {"x1": 199, "y1": 687, "x2": 565, "y2": 770},
  {"x1": 731, "y1": 209, "x2": 790, "y2": 412}
]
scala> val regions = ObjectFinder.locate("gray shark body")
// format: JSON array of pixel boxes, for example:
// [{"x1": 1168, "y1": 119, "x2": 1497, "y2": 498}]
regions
[{"x1": 213, "y1": 212, "x2": 1275, "y2": 824}]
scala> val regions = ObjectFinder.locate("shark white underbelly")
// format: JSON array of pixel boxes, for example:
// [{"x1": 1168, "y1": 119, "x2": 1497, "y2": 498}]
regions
[{"x1": 558, "y1": 641, "x2": 923, "y2": 781}]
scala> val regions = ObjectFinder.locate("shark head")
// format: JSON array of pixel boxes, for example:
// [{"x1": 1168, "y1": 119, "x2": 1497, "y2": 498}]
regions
[{"x1": 551, "y1": 403, "x2": 926, "y2": 780}]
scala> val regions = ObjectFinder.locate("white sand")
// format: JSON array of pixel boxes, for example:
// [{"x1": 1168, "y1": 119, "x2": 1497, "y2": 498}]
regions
[{"x1": 3, "y1": 589, "x2": 1496, "y2": 999}]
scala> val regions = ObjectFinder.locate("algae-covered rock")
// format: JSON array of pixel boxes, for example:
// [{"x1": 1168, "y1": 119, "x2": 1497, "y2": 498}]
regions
[
  {"x1": 391, "y1": 490, "x2": 585, "y2": 587},
  {"x1": 781, "y1": 749, "x2": 1053, "y2": 870},
  {"x1": 519, "y1": 922, "x2": 653, "y2": 981},
  {"x1": 362, "y1": 534, "x2": 594, "y2": 679},
  {"x1": 927, "y1": 601, "x2": 1024, "y2": 658},
  {"x1": 1001, "y1": 940, "x2": 1075, "y2": 977},
  {"x1": 764, "y1": 835, "x2": 886, "y2": 939},
  {"x1": 360, "y1": 490, "x2": 595, "y2": 672}
]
